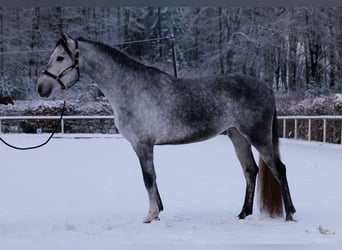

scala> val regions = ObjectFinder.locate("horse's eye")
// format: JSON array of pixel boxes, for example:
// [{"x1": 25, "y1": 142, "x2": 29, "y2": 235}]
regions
[{"x1": 56, "y1": 56, "x2": 64, "y2": 62}]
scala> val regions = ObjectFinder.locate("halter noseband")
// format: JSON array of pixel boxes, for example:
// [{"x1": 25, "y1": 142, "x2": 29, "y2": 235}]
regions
[{"x1": 42, "y1": 39, "x2": 80, "y2": 90}]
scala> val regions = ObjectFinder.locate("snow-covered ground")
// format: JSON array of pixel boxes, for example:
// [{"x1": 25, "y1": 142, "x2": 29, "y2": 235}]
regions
[{"x1": 0, "y1": 134, "x2": 341, "y2": 249}]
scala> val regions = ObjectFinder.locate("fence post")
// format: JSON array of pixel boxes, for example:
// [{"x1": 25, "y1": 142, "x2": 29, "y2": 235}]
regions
[
  {"x1": 323, "y1": 119, "x2": 327, "y2": 143},
  {"x1": 61, "y1": 118, "x2": 64, "y2": 134},
  {"x1": 283, "y1": 119, "x2": 286, "y2": 138},
  {"x1": 308, "y1": 119, "x2": 311, "y2": 141},
  {"x1": 294, "y1": 119, "x2": 298, "y2": 139}
]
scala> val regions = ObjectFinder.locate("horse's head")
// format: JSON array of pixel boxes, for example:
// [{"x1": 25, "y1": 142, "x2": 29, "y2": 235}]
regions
[{"x1": 37, "y1": 33, "x2": 80, "y2": 97}]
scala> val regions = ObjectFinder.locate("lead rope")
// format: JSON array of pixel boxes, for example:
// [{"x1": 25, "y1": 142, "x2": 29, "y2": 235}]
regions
[{"x1": 0, "y1": 90, "x2": 67, "y2": 150}]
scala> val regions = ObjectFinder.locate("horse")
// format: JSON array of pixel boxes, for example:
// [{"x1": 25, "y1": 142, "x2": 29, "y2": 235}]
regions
[{"x1": 37, "y1": 33, "x2": 296, "y2": 223}]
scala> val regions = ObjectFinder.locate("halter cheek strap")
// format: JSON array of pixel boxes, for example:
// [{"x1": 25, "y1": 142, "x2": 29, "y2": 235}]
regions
[{"x1": 42, "y1": 39, "x2": 80, "y2": 90}]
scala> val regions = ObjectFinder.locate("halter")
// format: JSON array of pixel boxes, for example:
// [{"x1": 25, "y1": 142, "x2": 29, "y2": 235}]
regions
[{"x1": 42, "y1": 39, "x2": 80, "y2": 90}]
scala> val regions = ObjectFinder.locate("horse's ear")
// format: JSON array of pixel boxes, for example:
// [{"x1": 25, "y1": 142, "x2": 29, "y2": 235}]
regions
[
  {"x1": 60, "y1": 32, "x2": 67, "y2": 43},
  {"x1": 60, "y1": 32, "x2": 73, "y2": 44}
]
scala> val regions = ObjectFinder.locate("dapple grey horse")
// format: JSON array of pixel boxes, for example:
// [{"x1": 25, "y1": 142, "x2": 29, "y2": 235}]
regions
[{"x1": 37, "y1": 33, "x2": 296, "y2": 223}]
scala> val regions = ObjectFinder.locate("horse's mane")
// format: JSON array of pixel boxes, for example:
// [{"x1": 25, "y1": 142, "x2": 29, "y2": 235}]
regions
[{"x1": 77, "y1": 37, "x2": 170, "y2": 78}]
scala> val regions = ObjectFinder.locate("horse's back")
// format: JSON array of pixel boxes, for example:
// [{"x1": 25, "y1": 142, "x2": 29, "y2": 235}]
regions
[
  {"x1": 210, "y1": 74, "x2": 274, "y2": 107},
  {"x1": 169, "y1": 73, "x2": 275, "y2": 123}
]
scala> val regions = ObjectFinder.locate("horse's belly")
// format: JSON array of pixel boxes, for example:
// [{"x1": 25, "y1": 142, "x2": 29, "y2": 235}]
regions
[{"x1": 155, "y1": 125, "x2": 224, "y2": 145}]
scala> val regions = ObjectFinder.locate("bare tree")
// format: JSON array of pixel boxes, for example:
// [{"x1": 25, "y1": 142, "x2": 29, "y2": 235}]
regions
[{"x1": 0, "y1": 7, "x2": 341, "y2": 99}]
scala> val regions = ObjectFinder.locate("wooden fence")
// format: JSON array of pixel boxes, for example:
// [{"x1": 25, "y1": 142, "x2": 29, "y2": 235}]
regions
[
  {"x1": 1, "y1": 115, "x2": 342, "y2": 144},
  {"x1": 0, "y1": 115, "x2": 116, "y2": 134},
  {"x1": 277, "y1": 115, "x2": 342, "y2": 144}
]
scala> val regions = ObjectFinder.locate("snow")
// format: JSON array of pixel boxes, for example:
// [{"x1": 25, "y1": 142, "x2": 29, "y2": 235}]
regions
[
  {"x1": 0, "y1": 134, "x2": 341, "y2": 249},
  {"x1": 334, "y1": 93, "x2": 342, "y2": 106}
]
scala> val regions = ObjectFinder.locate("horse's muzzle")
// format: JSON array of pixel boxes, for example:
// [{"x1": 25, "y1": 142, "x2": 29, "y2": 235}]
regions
[{"x1": 37, "y1": 82, "x2": 53, "y2": 98}]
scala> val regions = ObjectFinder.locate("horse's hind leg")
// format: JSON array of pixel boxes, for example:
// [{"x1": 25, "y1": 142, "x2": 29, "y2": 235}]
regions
[
  {"x1": 228, "y1": 127, "x2": 258, "y2": 219},
  {"x1": 133, "y1": 141, "x2": 163, "y2": 223}
]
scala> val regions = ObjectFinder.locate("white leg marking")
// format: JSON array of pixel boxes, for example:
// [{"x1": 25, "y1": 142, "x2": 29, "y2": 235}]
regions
[{"x1": 143, "y1": 200, "x2": 160, "y2": 223}]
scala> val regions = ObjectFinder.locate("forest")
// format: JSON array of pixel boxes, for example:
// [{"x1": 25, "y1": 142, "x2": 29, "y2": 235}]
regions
[{"x1": 0, "y1": 7, "x2": 341, "y2": 100}]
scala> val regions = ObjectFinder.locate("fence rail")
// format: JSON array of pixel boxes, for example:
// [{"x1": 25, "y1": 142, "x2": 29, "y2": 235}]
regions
[
  {"x1": 277, "y1": 115, "x2": 342, "y2": 144},
  {"x1": 0, "y1": 115, "x2": 115, "y2": 134},
  {"x1": 1, "y1": 115, "x2": 342, "y2": 144}
]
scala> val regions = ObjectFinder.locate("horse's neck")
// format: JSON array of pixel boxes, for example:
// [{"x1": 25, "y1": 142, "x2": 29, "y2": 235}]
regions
[{"x1": 78, "y1": 40, "x2": 141, "y2": 104}]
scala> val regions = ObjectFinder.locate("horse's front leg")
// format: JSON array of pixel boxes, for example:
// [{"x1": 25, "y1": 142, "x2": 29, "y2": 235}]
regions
[{"x1": 133, "y1": 141, "x2": 164, "y2": 223}]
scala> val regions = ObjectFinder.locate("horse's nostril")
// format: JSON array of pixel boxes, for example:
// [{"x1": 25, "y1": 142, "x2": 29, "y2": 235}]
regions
[
  {"x1": 37, "y1": 83, "x2": 52, "y2": 97},
  {"x1": 37, "y1": 84, "x2": 45, "y2": 97}
]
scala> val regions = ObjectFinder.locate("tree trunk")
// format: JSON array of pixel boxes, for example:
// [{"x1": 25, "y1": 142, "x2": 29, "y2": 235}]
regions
[
  {"x1": 288, "y1": 33, "x2": 297, "y2": 91},
  {"x1": 30, "y1": 7, "x2": 40, "y2": 78},
  {"x1": 218, "y1": 7, "x2": 224, "y2": 74},
  {"x1": 0, "y1": 7, "x2": 3, "y2": 78},
  {"x1": 157, "y1": 7, "x2": 163, "y2": 60},
  {"x1": 56, "y1": 7, "x2": 63, "y2": 33},
  {"x1": 329, "y1": 45, "x2": 336, "y2": 88}
]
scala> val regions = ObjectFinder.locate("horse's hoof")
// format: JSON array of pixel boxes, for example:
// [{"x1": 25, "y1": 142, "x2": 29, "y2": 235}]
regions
[
  {"x1": 285, "y1": 212, "x2": 297, "y2": 222},
  {"x1": 238, "y1": 209, "x2": 252, "y2": 220},
  {"x1": 143, "y1": 211, "x2": 160, "y2": 223},
  {"x1": 238, "y1": 212, "x2": 247, "y2": 220}
]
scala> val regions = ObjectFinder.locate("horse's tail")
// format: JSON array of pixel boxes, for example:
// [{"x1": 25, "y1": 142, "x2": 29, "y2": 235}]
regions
[{"x1": 257, "y1": 109, "x2": 284, "y2": 217}]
